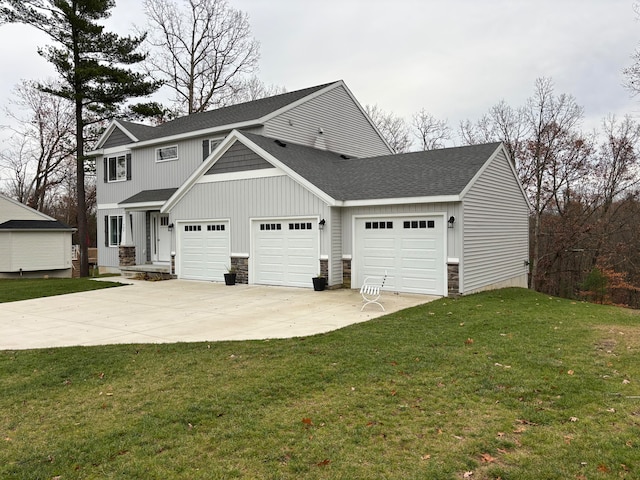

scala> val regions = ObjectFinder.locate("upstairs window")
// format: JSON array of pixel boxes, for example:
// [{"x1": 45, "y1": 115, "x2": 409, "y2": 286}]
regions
[
  {"x1": 156, "y1": 145, "x2": 178, "y2": 162},
  {"x1": 105, "y1": 154, "x2": 130, "y2": 182}
]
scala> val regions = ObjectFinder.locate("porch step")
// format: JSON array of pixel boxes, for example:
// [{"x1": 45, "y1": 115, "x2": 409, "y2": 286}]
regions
[{"x1": 120, "y1": 264, "x2": 173, "y2": 281}]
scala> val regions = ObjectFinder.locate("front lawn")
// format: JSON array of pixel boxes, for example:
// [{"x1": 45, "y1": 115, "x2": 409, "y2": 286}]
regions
[
  {"x1": 1, "y1": 288, "x2": 638, "y2": 479},
  {"x1": 0, "y1": 278, "x2": 123, "y2": 303}
]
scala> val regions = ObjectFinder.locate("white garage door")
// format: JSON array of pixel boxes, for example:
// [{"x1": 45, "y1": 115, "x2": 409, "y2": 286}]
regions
[
  {"x1": 179, "y1": 221, "x2": 229, "y2": 281},
  {"x1": 354, "y1": 216, "x2": 446, "y2": 295},
  {"x1": 252, "y1": 219, "x2": 318, "y2": 288}
]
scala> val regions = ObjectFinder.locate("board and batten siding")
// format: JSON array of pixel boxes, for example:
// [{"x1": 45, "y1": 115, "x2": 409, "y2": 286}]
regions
[
  {"x1": 341, "y1": 202, "x2": 462, "y2": 259},
  {"x1": 462, "y1": 149, "x2": 529, "y2": 294},
  {"x1": 170, "y1": 175, "x2": 330, "y2": 255},
  {"x1": 329, "y1": 207, "x2": 343, "y2": 286},
  {"x1": 263, "y1": 85, "x2": 391, "y2": 159},
  {"x1": 97, "y1": 209, "x2": 147, "y2": 268}
]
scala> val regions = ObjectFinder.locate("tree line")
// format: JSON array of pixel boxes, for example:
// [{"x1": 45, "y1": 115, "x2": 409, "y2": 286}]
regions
[{"x1": 1, "y1": 0, "x2": 640, "y2": 307}]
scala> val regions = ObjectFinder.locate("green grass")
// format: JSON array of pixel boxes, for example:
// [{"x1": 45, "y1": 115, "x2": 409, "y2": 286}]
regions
[
  {"x1": 0, "y1": 278, "x2": 123, "y2": 303},
  {"x1": 1, "y1": 288, "x2": 638, "y2": 479}
]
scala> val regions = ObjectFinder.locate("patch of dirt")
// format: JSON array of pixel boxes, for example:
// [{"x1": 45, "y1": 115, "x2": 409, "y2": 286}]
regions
[{"x1": 593, "y1": 325, "x2": 640, "y2": 353}]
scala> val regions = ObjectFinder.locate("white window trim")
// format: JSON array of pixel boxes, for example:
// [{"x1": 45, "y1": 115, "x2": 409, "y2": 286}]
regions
[
  {"x1": 156, "y1": 145, "x2": 179, "y2": 163},
  {"x1": 108, "y1": 215, "x2": 123, "y2": 247},
  {"x1": 107, "y1": 155, "x2": 127, "y2": 183}
]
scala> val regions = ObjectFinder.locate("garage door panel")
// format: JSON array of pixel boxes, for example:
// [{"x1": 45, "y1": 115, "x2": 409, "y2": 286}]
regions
[
  {"x1": 179, "y1": 222, "x2": 229, "y2": 281},
  {"x1": 355, "y1": 216, "x2": 445, "y2": 295},
  {"x1": 253, "y1": 219, "x2": 318, "y2": 288}
]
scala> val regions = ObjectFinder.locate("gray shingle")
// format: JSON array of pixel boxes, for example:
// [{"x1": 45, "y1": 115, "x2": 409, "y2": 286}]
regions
[
  {"x1": 119, "y1": 188, "x2": 178, "y2": 206},
  {"x1": 0, "y1": 220, "x2": 73, "y2": 230},
  {"x1": 118, "y1": 82, "x2": 337, "y2": 143},
  {"x1": 242, "y1": 133, "x2": 501, "y2": 201}
]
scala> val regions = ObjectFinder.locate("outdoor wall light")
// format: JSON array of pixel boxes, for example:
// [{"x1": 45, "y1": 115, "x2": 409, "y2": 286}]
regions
[
  {"x1": 319, "y1": 219, "x2": 326, "y2": 230},
  {"x1": 448, "y1": 216, "x2": 455, "y2": 228},
  {"x1": 168, "y1": 223, "x2": 174, "y2": 231}
]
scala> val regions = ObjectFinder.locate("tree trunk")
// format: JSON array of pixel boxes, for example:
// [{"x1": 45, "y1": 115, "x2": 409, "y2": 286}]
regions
[{"x1": 76, "y1": 99, "x2": 89, "y2": 277}]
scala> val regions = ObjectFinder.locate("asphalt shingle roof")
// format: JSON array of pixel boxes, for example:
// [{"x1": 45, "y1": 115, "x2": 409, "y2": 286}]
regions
[
  {"x1": 117, "y1": 82, "x2": 337, "y2": 143},
  {"x1": 0, "y1": 220, "x2": 73, "y2": 230},
  {"x1": 119, "y1": 188, "x2": 178, "y2": 206},
  {"x1": 242, "y1": 133, "x2": 501, "y2": 201}
]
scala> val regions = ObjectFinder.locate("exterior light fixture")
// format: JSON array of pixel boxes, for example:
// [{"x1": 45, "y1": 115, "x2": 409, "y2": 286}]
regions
[
  {"x1": 319, "y1": 219, "x2": 326, "y2": 230},
  {"x1": 168, "y1": 223, "x2": 174, "y2": 231},
  {"x1": 448, "y1": 216, "x2": 455, "y2": 228}
]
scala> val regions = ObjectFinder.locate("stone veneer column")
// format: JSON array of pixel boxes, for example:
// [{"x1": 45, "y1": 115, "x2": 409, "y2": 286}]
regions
[
  {"x1": 319, "y1": 259, "x2": 329, "y2": 280},
  {"x1": 342, "y1": 258, "x2": 352, "y2": 288},
  {"x1": 447, "y1": 263, "x2": 460, "y2": 296},
  {"x1": 230, "y1": 256, "x2": 248, "y2": 284},
  {"x1": 119, "y1": 246, "x2": 136, "y2": 267}
]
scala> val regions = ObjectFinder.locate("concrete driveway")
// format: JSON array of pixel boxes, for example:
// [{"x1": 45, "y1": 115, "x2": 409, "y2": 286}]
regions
[{"x1": 0, "y1": 279, "x2": 436, "y2": 350}]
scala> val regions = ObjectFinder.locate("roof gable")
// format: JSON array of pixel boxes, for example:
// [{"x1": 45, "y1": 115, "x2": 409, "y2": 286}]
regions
[
  {"x1": 163, "y1": 131, "x2": 508, "y2": 211},
  {"x1": 0, "y1": 193, "x2": 55, "y2": 223},
  {"x1": 95, "y1": 82, "x2": 342, "y2": 151}
]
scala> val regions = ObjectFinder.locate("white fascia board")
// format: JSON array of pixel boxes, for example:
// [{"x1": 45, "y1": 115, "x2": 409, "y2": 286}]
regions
[
  {"x1": 97, "y1": 203, "x2": 121, "y2": 210},
  {"x1": 129, "y1": 120, "x2": 261, "y2": 150},
  {"x1": 118, "y1": 201, "x2": 165, "y2": 211},
  {"x1": 341, "y1": 195, "x2": 460, "y2": 208},
  {"x1": 162, "y1": 131, "x2": 242, "y2": 213},
  {"x1": 258, "y1": 81, "x2": 341, "y2": 123}
]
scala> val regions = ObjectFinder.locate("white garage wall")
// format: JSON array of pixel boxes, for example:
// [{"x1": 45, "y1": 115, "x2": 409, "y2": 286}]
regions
[{"x1": 7, "y1": 231, "x2": 71, "y2": 271}]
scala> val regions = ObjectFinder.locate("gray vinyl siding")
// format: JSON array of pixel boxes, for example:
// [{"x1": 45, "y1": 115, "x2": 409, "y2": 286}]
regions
[
  {"x1": 97, "y1": 209, "x2": 146, "y2": 268},
  {"x1": 170, "y1": 175, "x2": 329, "y2": 255},
  {"x1": 206, "y1": 142, "x2": 274, "y2": 175},
  {"x1": 462, "y1": 150, "x2": 529, "y2": 293},
  {"x1": 341, "y1": 202, "x2": 462, "y2": 259},
  {"x1": 103, "y1": 128, "x2": 133, "y2": 149},
  {"x1": 263, "y1": 85, "x2": 391, "y2": 158},
  {"x1": 329, "y1": 207, "x2": 343, "y2": 285}
]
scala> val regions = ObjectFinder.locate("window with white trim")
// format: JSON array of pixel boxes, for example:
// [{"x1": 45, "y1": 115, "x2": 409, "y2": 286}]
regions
[
  {"x1": 109, "y1": 215, "x2": 123, "y2": 246},
  {"x1": 156, "y1": 145, "x2": 178, "y2": 162},
  {"x1": 107, "y1": 155, "x2": 127, "y2": 182}
]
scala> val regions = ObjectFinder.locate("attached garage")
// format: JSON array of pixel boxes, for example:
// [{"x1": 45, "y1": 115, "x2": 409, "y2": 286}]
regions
[
  {"x1": 353, "y1": 215, "x2": 447, "y2": 295},
  {"x1": 251, "y1": 218, "x2": 319, "y2": 288},
  {"x1": 178, "y1": 221, "x2": 229, "y2": 281}
]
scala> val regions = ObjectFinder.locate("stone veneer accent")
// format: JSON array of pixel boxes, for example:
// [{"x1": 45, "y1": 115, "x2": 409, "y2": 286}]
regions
[
  {"x1": 447, "y1": 263, "x2": 460, "y2": 296},
  {"x1": 319, "y1": 259, "x2": 328, "y2": 280},
  {"x1": 119, "y1": 246, "x2": 136, "y2": 267},
  {"x1": 230, "y1": 256, "x2": 248, "y2": 284},
  {"x1": 342, "y1": 258, "x2": 352, "y2": 288}
]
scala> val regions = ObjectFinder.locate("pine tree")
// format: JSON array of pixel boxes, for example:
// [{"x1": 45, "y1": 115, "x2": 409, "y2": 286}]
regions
[{"x1": 1, "y1": 0, "x2": 159, "y2": 276}]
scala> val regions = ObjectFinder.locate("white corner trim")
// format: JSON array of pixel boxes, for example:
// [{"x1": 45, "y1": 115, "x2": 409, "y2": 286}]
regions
[
  {"x1": 97, "y1": 203, "x2": 122, "y2": 210},
  {"x1": 342, "y1": 254, "x2": 353, "y2": 260},
  {"x1": 320, "y1": 254, "x2": 329, "y2": 260},
  {"x1": 230, "y1": 253, "x2": 250, "y2": 258},
  {"x1": 447, "y1": 257, "x2": 460, "y2": 264},
  {"x1": 197, "y1": 168, "x2": 286, "y2": 184}
]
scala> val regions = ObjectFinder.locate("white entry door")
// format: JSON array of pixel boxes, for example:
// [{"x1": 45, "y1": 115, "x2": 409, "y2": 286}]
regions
[
  {"x1": 252, "y1": 218, "x2": 319, "y2": 288},
  {"x1": 152, "y1": 213, "x2": 171, "y2": 263},
  {"x1": 354, "y1": 215, "x2": 446, "y2": 295}
]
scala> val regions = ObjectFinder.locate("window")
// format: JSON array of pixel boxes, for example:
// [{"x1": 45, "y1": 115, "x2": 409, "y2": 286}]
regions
[
  {"x1": 109, "y1": 215, "x2": 123, "y2": 246},
  {"x1": 207, "y1": 224, "x2": 225, "y2": 231},
  {"x1": 260, "y1": 223, "x2": 282, "y2": 231},
  {"x1": 156, "y1": 145, "x2": 178, "y2": 162},
  {"x1": 365, "y1": 221, "x2": 393, "y2": 230},
  {"x1": 403, "y1": 219, "x2": 435, "y2": 229},
  {"x1": 288, "y1": 222, "x2": 312, "y2": 230},
  {"x1": 184, "y1": 225, "x2": 202, "y2": 232},
  {"x1": 107, "y1": 155, "x2": 127, "y2": 182}
]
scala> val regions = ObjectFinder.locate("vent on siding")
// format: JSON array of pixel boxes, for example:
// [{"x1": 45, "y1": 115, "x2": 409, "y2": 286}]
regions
[
  {"x1": 340, "y1": 154, "x2": 350, "y2": 159},
  {"x1": 274, "y1": 139, "x2": 287, "y2": 148}
]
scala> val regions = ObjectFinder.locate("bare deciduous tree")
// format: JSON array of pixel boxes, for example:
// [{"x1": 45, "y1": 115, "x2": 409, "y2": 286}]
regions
[
  {"x1": 365, "y1": 104, "x2": 412, "y2": 153},
  {"x1": 142, "y1": 0, "x2": 260, "y2": 114},
  {"x1": 412, "y1": 109, "x2": 451, "y2": 150},
  {"x1": 0, "y1": 80, "x2": 75, "y2": 211}
]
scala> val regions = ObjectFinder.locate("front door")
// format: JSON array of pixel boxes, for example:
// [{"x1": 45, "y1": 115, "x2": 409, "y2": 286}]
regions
[{"x1": 152, "y1": 213, "x2": 171, "y2": 263}]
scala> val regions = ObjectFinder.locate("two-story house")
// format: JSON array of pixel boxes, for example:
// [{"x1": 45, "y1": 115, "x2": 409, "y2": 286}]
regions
[{"x1": 91, "y1": 80, "x2": 529, "y2": 296}]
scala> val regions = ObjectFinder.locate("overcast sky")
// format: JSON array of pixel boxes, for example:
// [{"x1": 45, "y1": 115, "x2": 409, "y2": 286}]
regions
[{"x1": 0, "y1": 0, "x2": 638, "y2": 141}]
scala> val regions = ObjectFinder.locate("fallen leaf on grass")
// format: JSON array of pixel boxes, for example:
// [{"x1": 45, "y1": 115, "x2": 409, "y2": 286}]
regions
[
  {"x1": 465, "y1": 338, "x2": 474, "y2": 345},
  {"x1": 570, "y1": 417, "x2": 579, "y2": 422},
  {"x1": 421, "y1": 454, "x2": 431, "y2": 460},
  {"x1": 463, "y1": 471, "x2": 474, "y2": 478},
  {"x1": 480, "y1": 453, "x2": 496, "y2": 463},
  {"x1": 302, "y1": 418, "x2": 313, "y2": 426},
  {"x1": 567, "y1": 370, "x2": 574, "y2": 375},
  {"x1": 390, "y1": 390, "x2": 397, "y2": 396},
  {"x1": 316, "y1": 459, "x2": 330, "y2": 467},
  {"x1": 597, "y1": 464, "x2": 609, "y2": 473},
  {"x1": 622, "y1": 379, "x2": 631, "y2": 384}
]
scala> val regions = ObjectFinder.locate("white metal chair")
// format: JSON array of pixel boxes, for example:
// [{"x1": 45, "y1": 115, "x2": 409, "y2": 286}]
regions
[{"x1": 360, "y1": 271, "x2": 387, "y2": 311}]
